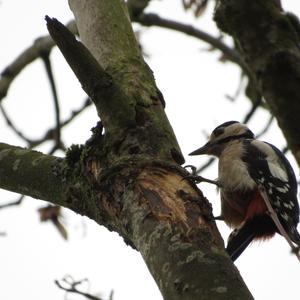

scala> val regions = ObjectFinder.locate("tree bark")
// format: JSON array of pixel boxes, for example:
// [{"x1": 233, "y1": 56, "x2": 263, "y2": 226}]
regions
[
  {"x1": 0, "y1": 1, "x2": 254, "y2": 299},
  {"x1": 214, "y1": 0, "x2": 300, "y2": 165}
]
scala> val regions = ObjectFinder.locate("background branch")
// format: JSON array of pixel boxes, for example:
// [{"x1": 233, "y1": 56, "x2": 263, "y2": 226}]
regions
[
  {"x1": 0, "y1": 20, "x2": 77, "y2": 102},
  {"x1": 137, "y1": 13, "x2": 250, "y2": 75},
  {"x1": 40, "y1": 49, "x2": 63, "y2": 153},
  {"x1": 55, "y1": 276, "x2": 110, "y2": 300}
]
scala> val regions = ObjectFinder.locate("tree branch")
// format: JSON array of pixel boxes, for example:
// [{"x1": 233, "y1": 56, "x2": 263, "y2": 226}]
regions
[
  {"x1": 40, "y1": 50, "x2": 63, "y2": 153},
  {"x1": 45, "y1": 16, "x2": 136, "y2": 132},
  {"x1": 137, "y1": 13, "x2": 251, "y2": 76},
  {"x1": 0, "y1": 195, "x2": 24, "y2": 210},
  {"x1": 1, "y1": 98, "x2": 91, "y2": 149},
  {"x1": 55, "y1": 276, "x2": 107, "y2": 300},
  {"x1": 0, "y1": 142, "x2": 66, "y2": 206}
]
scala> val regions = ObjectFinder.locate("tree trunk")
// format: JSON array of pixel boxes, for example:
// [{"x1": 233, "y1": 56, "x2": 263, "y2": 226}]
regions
[{"x1": 0, "y1": 0, "x2": 254, "y2": 299}]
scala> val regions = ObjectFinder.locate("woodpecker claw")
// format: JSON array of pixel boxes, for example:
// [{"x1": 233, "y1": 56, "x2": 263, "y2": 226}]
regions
[
  {"x1": 183, "y1": 164, "x2": 197, "y2": 175},
  {"x1": 183, "y1": 164, "x2": 221, "y2": 186},
  {"x1": 183, "y1": 173, "x2": 221, "y2": 187}
]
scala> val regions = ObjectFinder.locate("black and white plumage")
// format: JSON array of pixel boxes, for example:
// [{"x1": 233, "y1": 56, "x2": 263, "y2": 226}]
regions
[{"x1": 189, "y1": 121, "x2": 300, "y2": 261}]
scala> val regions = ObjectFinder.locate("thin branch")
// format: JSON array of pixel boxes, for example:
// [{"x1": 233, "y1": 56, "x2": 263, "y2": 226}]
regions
[
  {"x1": 0, "y1": 104, "x2": 34, "y2": 144},
  {"x1": 137, "y1": 13, "x2": 251, "y2": 76},
  {"x1": 242, "y1": 98, "x2": 262, "y2": 124},
  {"x1": 55, "y1": 276, "x2": 109, "y2": 300},
  {"x1": 256, "y1": 116, "x2": 273, "y2": 139},
  {"x1": 0, "y1": 20, "x2": 77, "y2": 102},
  {"x1": 40, "y1": 49, "x2": 62, "y2": 152},
  {"x1": 0, "y1": 195, "x2": 24, "y2": 210},
  {"x1": 225, "y1": 74, "x2": 246, "y2": 102},
  {"x1": 31, "y1": 98, "x2": 92, "y2": 148},
  {"x1": 1, "y1": 98, "x2": 91, "y2": 150}
]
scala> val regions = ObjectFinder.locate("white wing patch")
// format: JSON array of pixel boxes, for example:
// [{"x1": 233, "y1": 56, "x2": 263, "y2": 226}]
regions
[
  {"x1": 251, "y1": 140, "x2": 288, "y2": 181},
  {"x1": 267, "y1": 162, "x2": 289, "y2": 182}
]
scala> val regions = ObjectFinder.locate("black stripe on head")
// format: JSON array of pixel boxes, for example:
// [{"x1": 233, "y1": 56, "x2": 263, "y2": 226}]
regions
[{"x1": 216, "y1": 130, "x2": 254, "y2": 145}]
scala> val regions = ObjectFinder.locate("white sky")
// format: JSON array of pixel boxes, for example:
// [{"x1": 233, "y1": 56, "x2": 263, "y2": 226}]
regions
[{"x1": 1, "y1": 1, "x2": 300, "y2": 299}]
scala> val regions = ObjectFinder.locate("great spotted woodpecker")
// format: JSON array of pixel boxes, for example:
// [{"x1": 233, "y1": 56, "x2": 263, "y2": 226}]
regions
[{"x1": 189, "y1": 121, "x2": 300, "y2": 261}]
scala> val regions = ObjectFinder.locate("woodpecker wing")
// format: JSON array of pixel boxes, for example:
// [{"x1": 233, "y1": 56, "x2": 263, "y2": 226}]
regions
[{"x1": 242, "y1": 140, "x2": 300, "y2": 244}]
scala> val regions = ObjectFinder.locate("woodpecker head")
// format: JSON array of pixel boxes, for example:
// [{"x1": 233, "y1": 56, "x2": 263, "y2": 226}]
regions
[{"x1": 189, "y1": 121, "x2": 255, "y2": 157}]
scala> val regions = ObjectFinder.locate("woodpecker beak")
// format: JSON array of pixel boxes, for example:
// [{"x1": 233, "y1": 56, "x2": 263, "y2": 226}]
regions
[{"x1": 189, "y1": 142, "x2": 211, "y2": 156}]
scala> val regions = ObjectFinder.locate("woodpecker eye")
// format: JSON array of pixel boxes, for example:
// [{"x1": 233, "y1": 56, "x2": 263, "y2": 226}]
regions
[{"x1": 213, "y1": 127, "x2": 224, "y2": 137}]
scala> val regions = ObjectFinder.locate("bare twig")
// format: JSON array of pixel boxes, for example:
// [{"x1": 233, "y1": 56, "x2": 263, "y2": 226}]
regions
[
  {"x1": 242, "y1": 98, "x2": 262, "y2": 124},
  {"x1": 0, "y1": 104, "x2": 34, "y2": 144},
  {"x1": 225, "y1": 74, "x2": 246, "y2": 102},
  {"x1": 137, "y1": 13, "x2": 251, "y2": 76},
  {"x1": 55, "y1": 276, "x2": 110, "y2": 300},
  {"x1": 40, "y1": 49, "x2": 62, "y2": 153},
  {"x1": 1, "y1": 97, "x2": 91, "y2": 151},
  {"x1": 32, "y1": 98, "x2": 92, "y2": 149},
  {"x1": 0, "y1": 20, "x2": 77, "y2": 102},
  {"x1": 0, "y1": 195, "x2": 24, "y2": 210},
  {"x1": 256, "y1": 116, "x2": 273, "y2": 139}
]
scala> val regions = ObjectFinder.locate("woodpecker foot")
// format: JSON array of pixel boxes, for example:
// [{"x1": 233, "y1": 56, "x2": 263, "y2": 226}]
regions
[
  {"x1": 183, "y1": 165, "x2": 221, "y2": 186},
  {"x1": 183, "y1": 165, "x2": 198, "y2": 175},
  {"x1": 184, "y1": 174, "x2": 220, "y2": 186}
]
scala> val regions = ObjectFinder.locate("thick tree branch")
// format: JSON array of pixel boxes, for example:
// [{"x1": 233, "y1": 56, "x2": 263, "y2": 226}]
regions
[
  {"x1": 215, "y1": 0, "x2": 300, "y2": 165},
  {"x1": 67, "y1": 1, "x2": 169, "y2": 114},
  {"x1": 45, "y1": 16, "x2": 135, "y2": 132},
  {"x1": 0, "y1": 143, "x2": 66, "y2": 205}
]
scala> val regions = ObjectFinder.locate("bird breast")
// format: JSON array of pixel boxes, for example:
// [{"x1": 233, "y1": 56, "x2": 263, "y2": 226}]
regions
[{"x1": 218, "y1": 141, "x2": 256, "y2": 192}]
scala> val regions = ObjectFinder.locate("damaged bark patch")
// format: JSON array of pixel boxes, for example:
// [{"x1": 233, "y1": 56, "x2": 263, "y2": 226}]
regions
[
  {"x1": 136, "y1": 166, "x2": 215, "y2": 237},
  {"x1": 137, "y1": 167, "x2": 188, "y2": 223},
  {"x1": 140, "y1": 186, "x2": 186, "y2": 222}
]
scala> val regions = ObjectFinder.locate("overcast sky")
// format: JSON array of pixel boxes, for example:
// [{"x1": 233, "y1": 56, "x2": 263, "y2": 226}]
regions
[{"x1": 1, "y1": 1, "x2": 300, "y2": 299}]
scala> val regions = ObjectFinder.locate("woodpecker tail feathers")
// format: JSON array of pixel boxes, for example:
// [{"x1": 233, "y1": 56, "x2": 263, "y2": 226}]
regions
[
  {"x1": 226, "y1": 227, "x2": 255, "y2": 261},
  {"x1": 226, "y1": 215, "x2": 276, "y2": 261}
]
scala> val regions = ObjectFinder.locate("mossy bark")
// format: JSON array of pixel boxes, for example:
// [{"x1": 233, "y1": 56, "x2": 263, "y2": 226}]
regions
[{"x1": 0, "y1": 1, "x2": 254, "y2": 299}]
